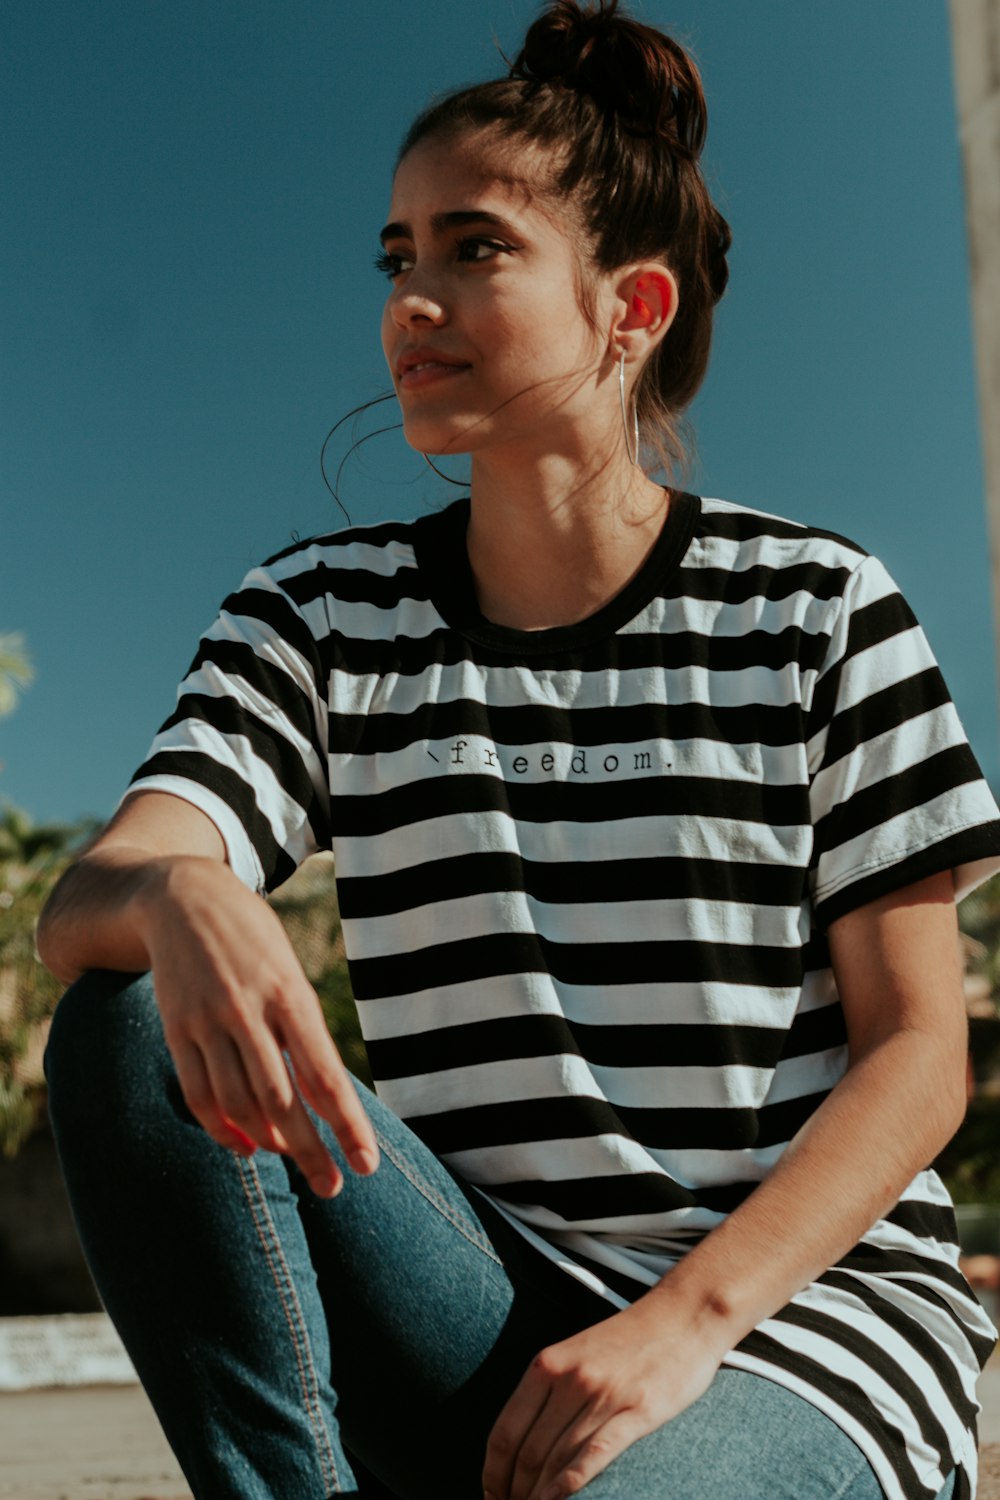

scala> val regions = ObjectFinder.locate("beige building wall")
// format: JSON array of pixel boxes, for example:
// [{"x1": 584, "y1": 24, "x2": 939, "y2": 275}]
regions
[{"x1": 950, "y1": 0, "x2": 1000, "y2": 700}]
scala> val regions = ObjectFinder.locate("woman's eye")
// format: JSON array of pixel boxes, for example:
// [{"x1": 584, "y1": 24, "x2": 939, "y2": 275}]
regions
[
  {"x1": 456, "y1": 237, "x2": 509, "y2": 263},
  {"x1": 373, "y1": 249, "x2": 412, "y2": 279}
]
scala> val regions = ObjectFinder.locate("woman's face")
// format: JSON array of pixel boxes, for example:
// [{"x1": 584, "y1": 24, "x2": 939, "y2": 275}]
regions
[{"x1": 379, "y1": 133, "x2": 618, "y2": 463}]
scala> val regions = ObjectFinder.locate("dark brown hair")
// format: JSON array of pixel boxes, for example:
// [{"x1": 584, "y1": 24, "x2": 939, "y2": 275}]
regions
[{"x1": 396, "y1": 0, "x2": 731, "y2": 472}]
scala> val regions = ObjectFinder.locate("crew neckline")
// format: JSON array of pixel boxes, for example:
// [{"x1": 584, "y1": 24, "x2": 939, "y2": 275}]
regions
[{"x1": 412, "y1": 490, "x2": 700, "y2": 656}]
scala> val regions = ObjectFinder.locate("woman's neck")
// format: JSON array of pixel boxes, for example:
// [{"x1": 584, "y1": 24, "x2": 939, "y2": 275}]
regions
[{"x1": 465, "y1": 450, "x2": 671, "y2": 631}]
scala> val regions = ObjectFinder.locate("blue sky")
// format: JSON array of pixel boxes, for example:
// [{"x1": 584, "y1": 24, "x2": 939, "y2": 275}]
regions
[{"x1": 3, "y1": 0, "x2": 997, "y2": 825}]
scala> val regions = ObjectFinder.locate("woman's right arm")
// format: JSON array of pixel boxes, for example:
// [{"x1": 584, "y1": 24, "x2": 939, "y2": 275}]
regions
[{"x1": 37, "y1": 790, "x2": 379, "y2": 1196}]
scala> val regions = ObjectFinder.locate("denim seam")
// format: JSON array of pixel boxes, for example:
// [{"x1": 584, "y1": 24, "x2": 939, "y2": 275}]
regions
[
  {"x1": 237, "y1": 1157, "x2": 341, "y2": 1495},
  {"x1": 374, "y1": 1126, "x2": 504, "y2": 1266}
]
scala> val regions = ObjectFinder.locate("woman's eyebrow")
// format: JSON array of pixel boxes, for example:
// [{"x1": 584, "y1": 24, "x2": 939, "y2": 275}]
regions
[{"x1": 378, "y1": 209, "x2": 521, "y2": 246}]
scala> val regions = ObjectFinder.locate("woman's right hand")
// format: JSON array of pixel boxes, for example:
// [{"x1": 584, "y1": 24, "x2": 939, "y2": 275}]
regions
[{"x1": 37, "y1": 791, "x2": 379, "y2": 1196}]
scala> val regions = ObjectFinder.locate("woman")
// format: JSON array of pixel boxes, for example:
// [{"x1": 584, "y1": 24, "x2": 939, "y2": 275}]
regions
[{"x1": 39, "y1": 4, "x2": 1000, "y2": 1498}]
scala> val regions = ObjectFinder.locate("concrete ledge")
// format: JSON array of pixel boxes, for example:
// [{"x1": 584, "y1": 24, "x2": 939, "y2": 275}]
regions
[{"x1": 0, "y1": 1312, "x2": 136, "y2": 1391}]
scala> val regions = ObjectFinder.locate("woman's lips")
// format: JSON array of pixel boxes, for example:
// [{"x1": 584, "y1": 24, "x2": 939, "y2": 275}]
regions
[{"x1": 399, "y1": 361, "x2": 471, "y2": 390}]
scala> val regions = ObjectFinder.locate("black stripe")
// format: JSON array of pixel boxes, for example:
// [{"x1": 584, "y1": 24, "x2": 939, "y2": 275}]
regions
[
  {"x1": 815, "y1": 823, "x2": 1000, "y2": 929},
  {"x1": 813, "y1": 745, "x2": 984, "y2": 859},
  {"x1": 781, "y1": 1001, "x2": 847, "y2": 1059},
  {"x1": 669, "y1": 559, "x2": 852, "y2": 607},
  {"x1": 697, "y1": 509, "x2": 867, "y2": 558},
  {"x1": 212, "y1": 586, "x2": 324, "y2": 667},
  {"x1": 279, "y1": 558, "x2": 431, "y2": 613},
  {"x1": 818, "y1": 1269, "x2": 979, "y2": 1429},
  {"x1": 327, "y1": 696, "x2": 808, "y2": 756},
  {"x1": 128, "y1": 752, "x2": 297, "y2": 888},
  {"x1": 883, "y1": 1197, "x2": 959, "y2": 1245},
  {"x1": 330, "y1": 770, "x2": 810, "y2": 838},
  {"x1": 405, "y1": 1089, "x2": 827, "y2": 1157},
  {"x1": 844, "y1": 591, "x2": 919, "y2": 662},
  {"x1": 767, "y1": 1298, "x2": 953, "y2": 1459},
  {"x1": 617, "y1": 1090, "x2": 830, "y2": 1151},
  {"x1": 366, "y1": 1013, "x2": 798, "y2": 1080},
  {"x1": 819, "y1": 667, "x2": 952, "y2": 771},
  {"x1": 184, "y1": 637, "x2": 321, "y2": 733},
  {"x1": 350, "y1": 932, "x2": 805, "y2": 1000},
  {"x1": 835, "y1": 1241, "x2": 974, "y2": 1302},
  {"x1": 409, "y1": 1096, "x2": 632, "y2": 1153},
  {"x1": 262, "y1": 516, "x2": 425, "y2": 568},
  {"x1": 156, "y1": 696, "x2": 327, "y2": 841},
  {"x1": 309, "y1": 619, "x2": 835, "y2": 679},
  {"x1": 337, "y1": 851, "x2": 806, "y2": 919},
  {"x1": 492, "y1": 1171, "x2": 698, "y2": 1222}
]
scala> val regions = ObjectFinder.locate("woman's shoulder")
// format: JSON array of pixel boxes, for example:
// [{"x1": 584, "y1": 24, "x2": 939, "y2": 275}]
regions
[
  {"x1": 261, "y1": 511, "x2": 431, "y2": 576},
  {"x1": 696, "y1": 494, "x2": 871, "y2": 571}
]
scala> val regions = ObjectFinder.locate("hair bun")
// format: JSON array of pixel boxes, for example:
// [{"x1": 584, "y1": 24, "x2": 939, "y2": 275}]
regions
[{"x1": 513, "y1": 0, "x2": 707, "y2": 156}]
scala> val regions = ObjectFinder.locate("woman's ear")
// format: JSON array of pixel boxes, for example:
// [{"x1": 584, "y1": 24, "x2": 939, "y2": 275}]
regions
[{"x1": 613, "y1": 265, "x2": 679, "y2": 353}]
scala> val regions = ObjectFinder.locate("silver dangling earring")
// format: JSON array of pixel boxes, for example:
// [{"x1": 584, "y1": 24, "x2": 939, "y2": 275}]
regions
[
  {"x1": 423, "y1": 453, "x2": 467, "y2": 486},
  {"x1": 617, "y1": 347, "x2": 640, "y2": 467}
]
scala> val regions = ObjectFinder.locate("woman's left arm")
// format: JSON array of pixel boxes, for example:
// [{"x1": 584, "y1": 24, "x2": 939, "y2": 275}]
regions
[{"x1": 482, "y1": 869, "x2": 969, "y2": 1500}]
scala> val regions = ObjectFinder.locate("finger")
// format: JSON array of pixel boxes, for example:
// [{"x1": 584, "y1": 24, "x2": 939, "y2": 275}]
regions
[
  {"x1": 200, "y1": 1032, "x2": 298, "y2": 1161},
  {"x1": 237, "y1": 1027, "x2": 348, "y2": 1197},
  {"x1": 538, "y1": 1411, "x2": 646, "y2": 1500},
  {"x1": 483, "y1": 1364, "x2": 561, "y2": 1500},
  {"x1": 172, "y1": 1038, "x2": 262, "y2": 1154},
  {"x1": 510, "y1": 1401, "x2": 585, "y2": 1500},
  {"x1": 279, "y1": 999, "x2": 380, "y2": 1175}
]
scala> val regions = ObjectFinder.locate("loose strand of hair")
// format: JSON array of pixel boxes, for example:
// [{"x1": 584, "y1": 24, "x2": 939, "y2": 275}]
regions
[{"x1": 319, "y1": 390, "x2": 399, "y2": 522}]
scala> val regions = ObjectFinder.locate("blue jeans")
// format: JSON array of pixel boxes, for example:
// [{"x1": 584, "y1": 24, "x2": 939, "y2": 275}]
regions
[{"x1": 45, "y1": 972, "x2": 956, "y2": 1500}]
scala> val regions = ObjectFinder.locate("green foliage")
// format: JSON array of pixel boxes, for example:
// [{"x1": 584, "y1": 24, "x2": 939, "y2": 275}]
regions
[
  {"x1": 958, "y1": 872, "x2": 1000, "y2": 1007},
  {"x1": 936, "y1": 1095, "x2": 1000, "y2": 1205},
  {"x1": 935, "y1": 874, "x2": 1000, "y2": 1205},
  {"x1": 0, "y1": 631, "x2": 34, "y2": 719},
  {"x1": 0, "y1": 805, "x2": 97, "y2": 1156}
]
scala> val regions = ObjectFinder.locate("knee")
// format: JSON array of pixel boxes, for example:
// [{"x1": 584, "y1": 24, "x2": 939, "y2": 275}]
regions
[{"x1": 45, "y1": 970, "x2": 167, "y2": 1129}]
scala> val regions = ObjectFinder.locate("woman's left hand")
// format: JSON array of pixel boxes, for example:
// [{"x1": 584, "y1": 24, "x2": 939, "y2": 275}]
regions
[{"x1": 481, "y1": 1295, "x2": 729, "y2": 1500}]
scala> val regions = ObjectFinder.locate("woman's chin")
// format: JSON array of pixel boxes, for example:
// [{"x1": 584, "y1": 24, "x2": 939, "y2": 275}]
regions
[{"x1": 402, "y1": 419, "x2": 475, "y2": 461}]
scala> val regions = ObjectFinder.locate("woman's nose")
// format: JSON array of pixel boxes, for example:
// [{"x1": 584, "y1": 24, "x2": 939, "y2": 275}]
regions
[{"x1": 389, "y1": 276, "x2": 448, "y2": 329}]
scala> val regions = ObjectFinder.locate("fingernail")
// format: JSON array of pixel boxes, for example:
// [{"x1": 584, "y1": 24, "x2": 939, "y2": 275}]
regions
[
  {"x1": 311, "y1": 1172, "x2": 341, "y2": 1198},
  {"x1": 352, "y1": 1146, "x2": 379, "y2": 1175}
]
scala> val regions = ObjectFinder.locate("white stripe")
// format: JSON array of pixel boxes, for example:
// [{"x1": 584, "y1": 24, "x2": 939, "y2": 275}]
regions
[
  {"x1": 381, "y1": 1053, "x2": 605, "y2": 1118},
  {"x1": 809, "y1": 703, "x2": 971, "y2": 816},
  {"x1": 385, "y1": 1053, "x2": 772, "y2": 1116},
  {"x1": 764, "y1": 1047, "x2": 847, "y2": 1105},
  {"x1": 344, "y1": 892, "x2": 802, "y2": 956},
  {"x1": 330, "y1": 733, "x2": 805, "y2": 792},
  {"x1": 141, "y1": 727, "x2": 319, "y2": 869},
  {"x1": 832, "y1": 624, "x2": 937, "y2": 710},
  {"x1": 333, "y1": 809, "x2": 812, "y2": 878},
  {"x1": 357, "y1": 974, "x2": 807, "y2": 1039},
  {"x1": 264, "y1": 534, "x2": 417, "y2": 586},
  {"x1": 328, "y1": 658, "x2": 810, "y2": 716},
  {"x1": 814, "y1": 792, "x2": 997, "y2": 907},
  {"x1": 445, "y1": 1133, "x2": 663, "y2": 1185},
  {"x1": 179, "y1": 664, "x2": 327, "y2": 788}
]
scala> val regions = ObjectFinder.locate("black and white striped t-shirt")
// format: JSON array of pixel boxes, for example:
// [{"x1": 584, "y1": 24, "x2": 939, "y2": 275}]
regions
[{"x1": 130, "y1": 492, "x2": 1000, "y2": 1500}]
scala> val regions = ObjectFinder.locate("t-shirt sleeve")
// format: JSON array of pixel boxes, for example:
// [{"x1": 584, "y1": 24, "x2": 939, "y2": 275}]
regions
[
  {"x1": 806, "y1": 552, "x2": 1000, "y2": 928},
  {"x1": 124, "y1": 560, "x2": 332, "y2": 895}
]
